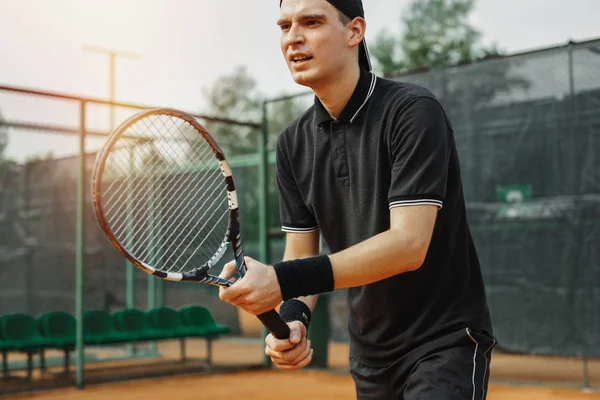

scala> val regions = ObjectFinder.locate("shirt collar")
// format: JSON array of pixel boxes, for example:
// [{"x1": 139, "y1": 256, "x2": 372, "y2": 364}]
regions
[{"x1": 314, "y1": 71, "x2": 377, "y2": 127}]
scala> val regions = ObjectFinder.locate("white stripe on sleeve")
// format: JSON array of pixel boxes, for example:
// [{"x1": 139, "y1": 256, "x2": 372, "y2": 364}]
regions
[
  {"x1": 281, "y1": 226, "x2": 319, "y2": 233},
  {"x1": 389, "y1": 199, "x2": 443, "y2": 209}
]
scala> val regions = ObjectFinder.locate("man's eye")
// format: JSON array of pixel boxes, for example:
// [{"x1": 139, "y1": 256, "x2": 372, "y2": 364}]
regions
[
  {"x1": 280, "y1": 24, "x2": 291, "y2": 31},
  {"x1": 306, "y1": 20, "x2": 319, "y2": 26}
]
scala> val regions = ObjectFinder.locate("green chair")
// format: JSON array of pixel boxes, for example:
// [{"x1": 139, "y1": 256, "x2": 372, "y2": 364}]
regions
[
  {"x1": 147, "y1": 307, "x2": 188, "y2": 339},
  {"x1": 83, "y1": 310, "x2": 130, "y2": 345},
  {"x1": 178, "y1": 306, "x2": 231, "y2": 337},
  {"x1": 0, "y1": 323, "x2": 14, "y2": 379},
  {"x1": 147, "y1": 307, "x2": 191, "y2": 362},
  {"x1": 0, "y1": 313, "x2": 54, "y2": 379},
  {"x1": 37, "y1": 311, "x2": 77, "y2": 374},
  {"x1": 112, "y1": 309, "x2": 163, "y2": 342},
  {"x1": 0, "y1": 314, "x2": 53, "y2": 351},
  {"x1": 37, "y1": 311, "x2": 76, "y2": 348},
  {"x1": 177, "y1": 306, "x2": 231, "y2": 367}
]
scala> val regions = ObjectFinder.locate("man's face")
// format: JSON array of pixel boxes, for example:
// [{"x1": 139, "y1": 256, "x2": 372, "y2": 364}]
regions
[{"x1": 278, "y1": 0, "x2": 354, "y2": 88}]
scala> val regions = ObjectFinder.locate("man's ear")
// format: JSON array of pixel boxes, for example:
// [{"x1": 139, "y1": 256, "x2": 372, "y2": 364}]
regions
[{"x1": 348, "y1": 17, "x2": 366, "y2": 48}]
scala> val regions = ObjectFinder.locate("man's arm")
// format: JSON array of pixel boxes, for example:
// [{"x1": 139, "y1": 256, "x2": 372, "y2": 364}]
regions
[
  {"x1": 272, "y1": 204, "x2": 438, "y2": 303},
  {"x1": 330, "y1": 204, "x2": 438, "y2": 289},
  {"x1": 219, "y1": 204, "x2": 438, "y2": 315},
  {"x1": 261, "y1": 230, "x2": 320, "y2": 370},
  {"x1": 281, "y1": 231, "x2": 321, "y2": 312}
]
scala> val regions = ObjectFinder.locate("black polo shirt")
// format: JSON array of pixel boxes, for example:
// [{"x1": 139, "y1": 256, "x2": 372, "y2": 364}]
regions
[{"x1": 275, "y1": 70, "x2": 493, "y2": 366}]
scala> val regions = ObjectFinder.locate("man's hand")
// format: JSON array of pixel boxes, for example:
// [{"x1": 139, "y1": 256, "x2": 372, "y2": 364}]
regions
[
  {"x1": 265, "y1": 320, "x2": 313, "y2": 370},
  {"x1": 218, "y1": 257, "x2": 283, "y2": 315}
]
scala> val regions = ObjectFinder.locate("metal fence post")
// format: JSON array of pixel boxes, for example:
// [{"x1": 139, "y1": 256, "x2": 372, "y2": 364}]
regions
[
  {"x1": 259, "y1": 100, "x2": 272, "y2": 367},
  {"x1": 307, "y1": 236, "x2": 330, "y2": 369},
  {"x1": 75, "y1": 100, "x2": 87, "y2": 389}
]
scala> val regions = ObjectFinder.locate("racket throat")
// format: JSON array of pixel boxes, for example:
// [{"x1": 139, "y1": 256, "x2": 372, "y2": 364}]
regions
[
  {"x1": 185, "y1": 265, "x2": 211, "y2": 278},
  {"x1": 181, "y1": 268, "x2": 232, "y2": 287}
]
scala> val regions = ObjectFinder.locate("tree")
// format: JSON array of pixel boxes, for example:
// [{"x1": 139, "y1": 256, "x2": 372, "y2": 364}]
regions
[
  {"x1": 0, "y1": 110, "x2": 7, "y2": 161},
  {"x1": 202, "y1": 66, "x2": 307, "y2": 152},
  {"x1": 24, "y1": 151, "x2": 54, "y2": 164},
  {"x1": 265, "y1": 95, "x2": 310, "y2": 149},
  {"x1": 369, "y1": 0, "x2": 531, "y2": 202},
  {"x1": 0, "y1": 110, "x2": 13, "y2": 191},
  {"x1": 402, "y1": 0, "x2": 500, "y2": 69},
  {"x1": 370, "y1": 0, "x2": 501, "y2": 75},
  {"x1": 202, "y1": 66, "x2": 263, "y2": 156},
  {"x1": 370, "y1": 29, "x2": 406, "y2": 77},
  {"x1": 0, "y1": 110, "x2": 18, "y2": 261}
]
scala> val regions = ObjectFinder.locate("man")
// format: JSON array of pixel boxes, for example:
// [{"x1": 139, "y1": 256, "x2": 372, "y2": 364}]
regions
[{"x1": 219, "y1": 0, "x2": 496, "y2": 398}]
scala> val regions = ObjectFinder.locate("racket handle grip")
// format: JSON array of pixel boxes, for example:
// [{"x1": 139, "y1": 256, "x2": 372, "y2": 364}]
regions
[{"x1": 257, "y1": 309, "x2": 291, "y2": 339}]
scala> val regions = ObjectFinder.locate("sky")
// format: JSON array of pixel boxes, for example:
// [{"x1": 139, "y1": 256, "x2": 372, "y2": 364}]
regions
[{"x1": 0, "y1": 0, "x2": 599, "y2": 161}]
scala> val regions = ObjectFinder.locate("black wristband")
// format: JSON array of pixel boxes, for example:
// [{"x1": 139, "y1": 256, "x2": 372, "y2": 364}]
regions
[
  {"x1": 279, "y1": 299, "x2": 312, "y2": 329},
  {"x1": 273, "y1": 254, "x2": 335, "y2": 301}
]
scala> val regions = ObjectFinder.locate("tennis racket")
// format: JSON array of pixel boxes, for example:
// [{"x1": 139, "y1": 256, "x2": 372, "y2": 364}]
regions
[{"x1": 91, "y1": 107, "x2": 290, "y2": 339}]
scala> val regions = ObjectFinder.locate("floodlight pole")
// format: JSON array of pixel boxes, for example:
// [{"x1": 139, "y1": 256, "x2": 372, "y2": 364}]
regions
[
  {"x1": 82, "y1": 45, "x2": 140, "y2": 130},
  {"x1": 75, "y1": 100, "x2": 87, "y2": 389},
  {"x1": 83, "y1": 46, "x2": 141, "y2": 355}
]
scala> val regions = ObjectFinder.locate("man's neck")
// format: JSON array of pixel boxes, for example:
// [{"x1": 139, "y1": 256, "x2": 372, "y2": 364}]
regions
[{"x1": 313, "y1": 65, "x2": 361, "y2": 120}]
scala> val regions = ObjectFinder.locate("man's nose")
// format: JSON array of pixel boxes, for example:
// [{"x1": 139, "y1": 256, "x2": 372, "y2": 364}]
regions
[{"x1": 284, "y1": 24, "x2": 305, "y2": 48}]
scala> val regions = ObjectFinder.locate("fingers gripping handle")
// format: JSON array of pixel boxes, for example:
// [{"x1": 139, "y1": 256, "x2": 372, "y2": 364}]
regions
[
  {"x1": 232, "y1": 234, "x2": 290, "y2": 339},
  {"x1": 258, "y1": 310, "x2": 291, "y2": 339}
]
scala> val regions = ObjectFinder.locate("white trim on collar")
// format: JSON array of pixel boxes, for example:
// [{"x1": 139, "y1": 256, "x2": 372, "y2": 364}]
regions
[{"x1": 350, "y1": 72, "x2": 377, "y2": 123}]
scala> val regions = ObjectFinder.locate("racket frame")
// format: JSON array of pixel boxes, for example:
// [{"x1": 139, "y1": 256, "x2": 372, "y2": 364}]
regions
[{"x1": 92, "y1": 108, "x2": 290, "y2": 339}]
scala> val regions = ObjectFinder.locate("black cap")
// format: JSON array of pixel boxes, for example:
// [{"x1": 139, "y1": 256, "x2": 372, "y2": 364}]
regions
[{"x1": 279, "y1": 0, "x2": 372, "y2": 72}]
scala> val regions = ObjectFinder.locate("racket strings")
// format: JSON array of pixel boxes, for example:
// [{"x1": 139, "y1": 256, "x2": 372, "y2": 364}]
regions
[
  {"x1": 147, "y1": 116, "x2": 230, "y2": 265},
  {"x1": 132, "y1": 116, "x2": 228, "y2": 264},
  {"x1": 105, "y1": 142, "x2": 220, "y2": 258},
  {"x1": 138, "y1": 175, "x2": 225, "y2": 269},
  {"x1": 102, "y1": 118, "x2": 216, "y2": 218},
  {"x1": 165, "y1": 196, "x2": 230, "y2": 273},
  {"x1": 106, "y1": 122, "x2": 229, "y2": 270},
  {"x1": 102, "y1": 141, "x2": 215, "y2": 223},
  {"x1": 117, "y1": 162, "x2": 223, "y2": 264},
  {"x1": 106, "y1": 151, "x2": 218, "y2": 247},
  {"x1": 108, "y1": 132, "x2": 222, "y2": 257},
  {"x1": 100, "y1": 114, "x2": 230, "y2": 273}
]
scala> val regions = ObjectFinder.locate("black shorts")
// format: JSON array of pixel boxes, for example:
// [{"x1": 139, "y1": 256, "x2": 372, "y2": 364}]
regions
[{"x1": 350, "y1": 328, "x2": 496, "y2": 400}]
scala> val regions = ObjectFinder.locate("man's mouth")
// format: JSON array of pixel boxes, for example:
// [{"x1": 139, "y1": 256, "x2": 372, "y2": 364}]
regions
[{"x1": 291, "y1": 56, "x2": 313, "y2": 63}]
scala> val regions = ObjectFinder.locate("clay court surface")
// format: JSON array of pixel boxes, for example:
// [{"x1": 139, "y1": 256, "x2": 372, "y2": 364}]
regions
[{"x1": 2, "y1": 339, "x2": 599, "y2": 399}]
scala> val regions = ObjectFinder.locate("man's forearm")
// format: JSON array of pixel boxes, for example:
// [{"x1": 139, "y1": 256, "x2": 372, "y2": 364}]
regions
[
  {"x1": 275, "y1": 228, "x2": 429, "y2": 298},
  {"x1": 329, "y1": 226, "x2": 429, "y2": 289},
  {"x1": 274, "y1": 206, "x2": 438, "y2": 298}
]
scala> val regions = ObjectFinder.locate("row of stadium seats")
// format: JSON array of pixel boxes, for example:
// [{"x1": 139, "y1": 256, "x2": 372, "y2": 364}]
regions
[{"x1": 0, "y1": 306, "x2": 231, "y2": 380}]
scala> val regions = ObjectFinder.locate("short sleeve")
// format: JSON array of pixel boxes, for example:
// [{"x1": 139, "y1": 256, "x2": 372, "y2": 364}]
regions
[
  {"x1": 276, "y1": 135, "x2": 319, "y2": 233},
  {"x1": 388, "y1": 97, "x2": 450, "y2": 209}
]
